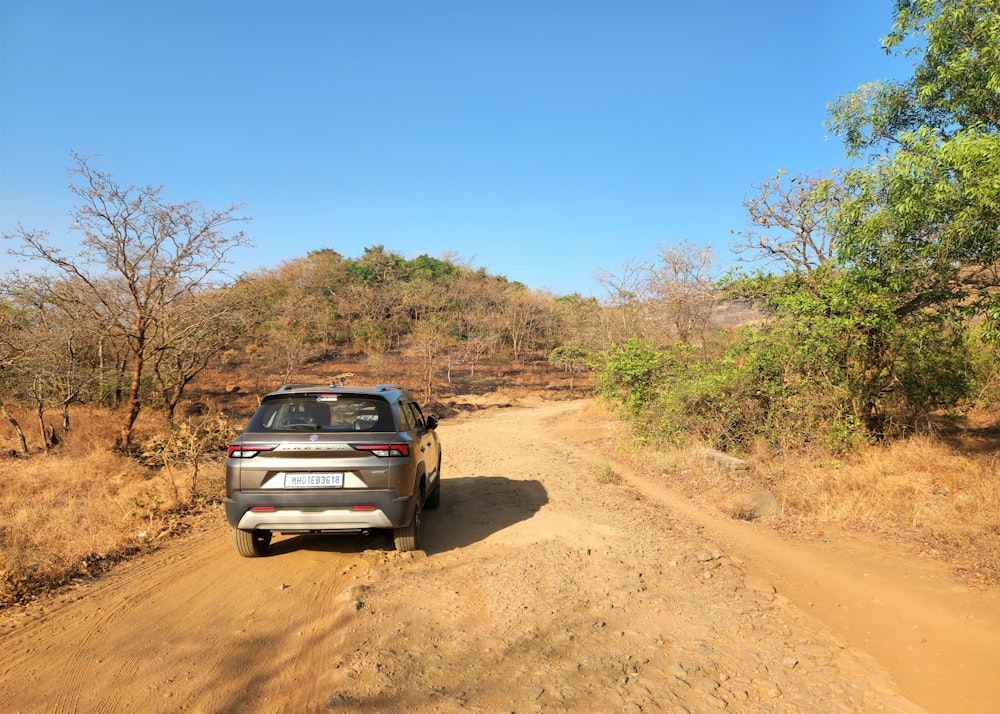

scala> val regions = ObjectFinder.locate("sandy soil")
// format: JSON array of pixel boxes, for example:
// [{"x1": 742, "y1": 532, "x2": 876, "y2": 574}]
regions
[{"x1": 1, "y1": 399, "x2": 997, "y2": 713}]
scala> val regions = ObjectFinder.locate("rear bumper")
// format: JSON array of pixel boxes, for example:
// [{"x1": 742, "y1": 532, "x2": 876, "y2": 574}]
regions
[{"x1": 226, "y1": 490, "x2": 411, "y2": 532}]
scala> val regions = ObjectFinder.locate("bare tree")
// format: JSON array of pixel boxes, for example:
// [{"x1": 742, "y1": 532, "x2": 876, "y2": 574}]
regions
[
  {"x1": 643, "y1": 241, "x2": 718, "y2": 346},
  {"x1": 0, "y1": 299, "x2": 31, "y2": 454},
  {"x1": 2, "y1": 276, "x2": 103, "y2": 442},
  {"x1": 450, "y1": 273, "x2": 507, "y2": 367},
  {"x1": 234, "y1": 266, "x2": 322, "y2": 384},
  {"x1": 151, "y1": 288, "x2": 250, "y2": 425},
  {"x1": 398, "y1": 275, "x2": 457, "y2": 400},
  {"x1": 265, "y1": 251, "x2": 346, "y2": 355},
  {"x1": 594, "y1": 258, "x2": 651, "y2": 344},
  {"x1": 498, "y1": 285, "x2": 550, "y2": 361},
  {"x1": 24, "y1": 306, "x2": 94, "y2": 450},
  {"x1": 335, "y1": 270, "x2": 403, "y2": 358},
  {"x1": 734, "y1": 171, "x2": 842, "y2": 271},
  {"x1": 410, "y1": 316, "x2": 454, "y2": 401},
  {"x1": 5, "y1": 154, "x2": 251, "y2": 448}
]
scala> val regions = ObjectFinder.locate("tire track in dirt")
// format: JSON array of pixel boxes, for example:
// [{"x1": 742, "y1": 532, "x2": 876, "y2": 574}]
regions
[
  {"x1": 3, "y1": 535, "x2": 217, "y2": 713},
  {"x1": 0, "y1": 526, "x2": 374, "y2": 712}
]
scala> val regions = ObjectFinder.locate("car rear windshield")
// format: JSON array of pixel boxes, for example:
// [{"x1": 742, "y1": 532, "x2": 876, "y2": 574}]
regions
[{"x1": 247, "y1": 395, "x2": 394, "y2": 432}]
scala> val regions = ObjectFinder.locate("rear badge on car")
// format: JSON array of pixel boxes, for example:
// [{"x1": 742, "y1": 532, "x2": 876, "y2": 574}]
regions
[{"x1": 310, "y1": 434, "x2": 319, "y2": 441}]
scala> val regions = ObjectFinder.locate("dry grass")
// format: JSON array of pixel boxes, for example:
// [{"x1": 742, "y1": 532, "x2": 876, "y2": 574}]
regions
[
  {"x1": 0, "y1": 406, "x2": 227, "y2": 607},
  {"x1": 597, "y1": 405, "x2": 1000, "y2": 587},
  {"x1": 764, "y1": 435, "x2": 1000, "y2": 585},
  {"x1": 592, "y1": 463, "x2": 623, "y2": 485}
]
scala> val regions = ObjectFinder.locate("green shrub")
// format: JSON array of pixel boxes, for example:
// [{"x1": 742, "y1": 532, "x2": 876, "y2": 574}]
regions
[{"x1": 595, "y1": 268, "x2": 991, "y2": 455}]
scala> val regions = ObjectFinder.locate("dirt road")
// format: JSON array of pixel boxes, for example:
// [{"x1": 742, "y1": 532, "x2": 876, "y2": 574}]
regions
[{"x1": 1, "y1": 399, "x2": 997, "y2": 713}]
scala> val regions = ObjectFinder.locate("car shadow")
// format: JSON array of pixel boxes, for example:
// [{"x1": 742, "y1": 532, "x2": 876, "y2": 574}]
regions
[
  {"x1": 267, "y1": 531, "x2": 381, "y2": 555},
  {"x1": 265, "y1": 475, "x2": 548, "y2": 557},
  {"x1": 421, "y1": 475, "x2": 548, "y2": 555}
]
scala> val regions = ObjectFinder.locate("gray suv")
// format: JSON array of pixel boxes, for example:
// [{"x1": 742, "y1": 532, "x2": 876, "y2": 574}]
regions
[{"x1": 225, "y1": 384, "x2": 441, "y2": 556}]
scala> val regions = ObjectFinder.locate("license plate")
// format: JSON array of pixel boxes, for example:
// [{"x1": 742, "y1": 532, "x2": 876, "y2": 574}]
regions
[{"x1": 285, "y1": 472, "x2": 344, "y2": 488}]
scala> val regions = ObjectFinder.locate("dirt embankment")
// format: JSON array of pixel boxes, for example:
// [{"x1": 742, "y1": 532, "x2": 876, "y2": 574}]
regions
[{"x1": 1, "y1": 399, "x2": 997, "y2": 713}]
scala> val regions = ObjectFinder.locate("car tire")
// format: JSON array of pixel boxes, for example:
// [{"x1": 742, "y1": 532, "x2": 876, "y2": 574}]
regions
[
  {"x1": 393, "y1": 496, "x2": 421, "y2": 552},
  {"x1": 233, "y1": 527, "x2": 272, "y2": 557}
]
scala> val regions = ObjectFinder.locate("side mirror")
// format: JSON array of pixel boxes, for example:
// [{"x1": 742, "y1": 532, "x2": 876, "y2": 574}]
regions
[{"x1": 426, "y1": 415, "x2": 439, "y2": 430}]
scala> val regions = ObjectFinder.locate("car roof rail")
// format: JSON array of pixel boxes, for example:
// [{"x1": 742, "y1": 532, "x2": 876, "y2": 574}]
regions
[
  {"x1": 276, "y1": 383, "x2": 317, "y2": 392},
  {"x1": 375, "y1": 384, "x2": 402, "y2": 392}
]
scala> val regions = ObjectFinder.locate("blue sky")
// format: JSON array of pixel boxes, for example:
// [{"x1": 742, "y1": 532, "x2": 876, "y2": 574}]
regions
[{"x1": 1, "y1": 1, "x2": 912, "y2": 297}]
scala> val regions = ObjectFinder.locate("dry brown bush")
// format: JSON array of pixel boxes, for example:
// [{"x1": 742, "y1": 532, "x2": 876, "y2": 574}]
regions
[{"x1": 0, "y1": 406, "x2": 226, "y2": 607}]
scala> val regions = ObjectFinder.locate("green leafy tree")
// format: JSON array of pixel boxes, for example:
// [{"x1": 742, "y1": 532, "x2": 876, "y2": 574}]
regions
[
  {"x1": 726, "y1": 269, "x2": 973, "y2": 441},
  {"x1": 548, "y1": 341, "x2": 590, "y2": 393},
  {"x1": 608, "y1": 267, "x2": 976, "y2": 453},
  {"x1": 828, "y1": 0, "x2": 1000, "y2": 337},
  {"x1": 681, "y1": 0, "x2": 999, "y2": 447}
]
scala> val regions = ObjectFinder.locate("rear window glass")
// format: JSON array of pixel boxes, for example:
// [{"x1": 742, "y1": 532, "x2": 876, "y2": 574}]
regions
[{"x1": 247, "y1": 396, "x2": 394, "y2": 432}]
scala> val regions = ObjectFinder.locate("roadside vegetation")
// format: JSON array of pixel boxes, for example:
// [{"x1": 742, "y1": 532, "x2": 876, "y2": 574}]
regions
[
  {"x1": 2, "y1": 0, "x2": 999, "y2": 604},
  {"x1": 593, "y1": 0, "x2": 1000, "y2": 583}
]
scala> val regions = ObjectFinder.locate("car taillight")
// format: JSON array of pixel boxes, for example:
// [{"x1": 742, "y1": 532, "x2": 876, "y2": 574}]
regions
[
  {"x1": 352, "y1": 443, "x2": 410, "y2": 457},
  {"x1": 227, "y1": 445, "x2": 276, "y2": 458}
]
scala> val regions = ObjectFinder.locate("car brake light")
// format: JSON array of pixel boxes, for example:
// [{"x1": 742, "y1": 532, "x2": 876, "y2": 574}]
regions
[
  {"x1": 228, "y1": 445, "x2": 276, "y2": 458},
  {"x1": 352, "y1": 443, "x2": 410, "y2": 457}
]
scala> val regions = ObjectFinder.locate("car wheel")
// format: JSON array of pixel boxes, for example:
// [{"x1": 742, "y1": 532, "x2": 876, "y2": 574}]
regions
[
  {"x1": 233, "y1": 527, "x2": 272, "y2": 557},
  {"x1": 393, "y1": 496, "x2": 422, "y2": 552}
]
